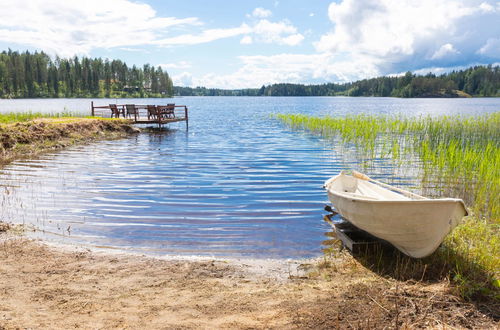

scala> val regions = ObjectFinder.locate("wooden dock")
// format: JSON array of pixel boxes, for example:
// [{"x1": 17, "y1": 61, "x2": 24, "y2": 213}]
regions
[{"x1": 91, "y1": 102, "x2": 189, "y2": 128}]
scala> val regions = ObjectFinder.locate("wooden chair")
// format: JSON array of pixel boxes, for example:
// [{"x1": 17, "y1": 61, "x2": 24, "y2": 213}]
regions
[
  {"x1": 125, "y1": 104, "x2": 138, "y2": 120},
  {"x1": 164, "y1": 103, "x2": 175, "y2": 119},
  {"x1": 168, "y1": 104, "x2": 175, "y2": 118},
  {"x1": 109, "y1": 104, "x2": 121, "y2": 118},
  {"x1": 147, "y1": 105, "x2": 158, "y2": 120},
  {"x1": 156, "y1": 104, "x2": 173, "y2": 120}
]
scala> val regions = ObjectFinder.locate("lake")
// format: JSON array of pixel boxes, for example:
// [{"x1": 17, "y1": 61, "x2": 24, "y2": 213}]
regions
[{"x1": 0, "y1": 97, "x2": 498, "y2": 258}]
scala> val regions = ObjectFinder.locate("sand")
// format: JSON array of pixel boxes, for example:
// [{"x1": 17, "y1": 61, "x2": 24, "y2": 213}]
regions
[{"x1": 0, "y1": 228, "x2": 498, "y2": 329}]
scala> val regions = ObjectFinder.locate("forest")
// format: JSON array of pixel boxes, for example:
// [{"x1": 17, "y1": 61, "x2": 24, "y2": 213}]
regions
[
  {"x1": 175, "y1": 65, "x2": 500, "y2": 97},
  {"x1": 0, "y1": 49, "x2": 174, "y2": 98},
  {"x1": 1, "y1": 49, "x2": 498, "y2": 99}
]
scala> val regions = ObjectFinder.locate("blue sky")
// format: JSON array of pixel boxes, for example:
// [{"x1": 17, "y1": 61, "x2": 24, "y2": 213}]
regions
[{"x1": 0, "y1": 0, "x2": 499, "y2": 88}]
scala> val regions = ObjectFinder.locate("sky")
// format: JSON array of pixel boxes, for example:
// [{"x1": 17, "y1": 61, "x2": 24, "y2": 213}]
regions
[{"x1": 0, "y1": 0, "x2": 499, "y2": 88}]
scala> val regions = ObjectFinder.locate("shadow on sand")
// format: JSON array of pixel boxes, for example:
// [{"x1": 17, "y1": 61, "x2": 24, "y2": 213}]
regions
[{"x1": 323, "y1": 225, "x2": 500, "y2": 321}]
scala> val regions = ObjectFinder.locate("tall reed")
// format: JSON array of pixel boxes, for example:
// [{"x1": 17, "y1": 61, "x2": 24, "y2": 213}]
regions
[{"x1": 276, "y1": 112, "x2": 499, "y2": 301}]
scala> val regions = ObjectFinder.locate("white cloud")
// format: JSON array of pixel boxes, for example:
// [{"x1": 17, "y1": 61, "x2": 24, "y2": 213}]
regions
[
  {"x1": 119, "y1": 47, "x2": 150, "y2": 53},
  {"x1": 159, "y1": 61, "x2": 192, "y2": 69},
  {"x1": 252, "y1": 19, "x2": 304, "y2": 46},
  {"x1": 172, "y1": 72, "x2": 194, "y2": 86},
  {"x1": 316, "y1": 0, "x2": 500, "y2": 75},
  {"x1": 431, "y1": 43, "x2": 460, "y2": 60},
  {"x1": 152, "y1": 17, "x2": 304, "y2": 48},
  {"x1": 478, "y1": 38, "x2": 500, "y2": 57},
  {"x1": 179, "y1": 53, "x2": 381, "y2": 88},
  {"x1": 479, "y1": 2, "x2": 495, "y2": 12},
  {"x1": 0, "y1": 0, "x2": 304, "y2": 58},
  {"x1": 171, "y1": 0, "x2": 500, "y2": 88},
  {"x1": 240, "y1": 36, "x2": 253, "y2": 45},
  {"x1": 154, "y1": 25, "x2": 252, "y2": 46},
  {"x1": 281, "y1": 34, "x2": 305, "y2": 47},
  {"x1": 0, "y1": 0, "x2": 200, "y2": 56},
  {"x1": 252, "y1": 7, "x2": 272, "y2": 18},
  {"x1": 411, "y1": 65, "x2": 477, "y2": 76}
]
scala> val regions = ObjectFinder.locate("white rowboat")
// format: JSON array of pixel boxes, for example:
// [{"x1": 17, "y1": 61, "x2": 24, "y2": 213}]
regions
[{"x1": 324, "y1": 171, "x2": 468, "y2": 258}]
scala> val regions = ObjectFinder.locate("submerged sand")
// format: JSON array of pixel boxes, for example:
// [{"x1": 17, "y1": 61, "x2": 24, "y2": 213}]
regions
[{"x1": 0, "y1": 229, "x2": 497, "y2": 329}]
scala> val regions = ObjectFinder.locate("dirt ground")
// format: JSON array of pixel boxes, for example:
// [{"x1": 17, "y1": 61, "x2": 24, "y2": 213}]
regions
[{"x1": 0, "y1": 231, "x2": 498, "y2": 329}]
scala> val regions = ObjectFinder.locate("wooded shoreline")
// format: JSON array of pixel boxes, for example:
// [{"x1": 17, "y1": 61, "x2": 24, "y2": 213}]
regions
[{"x1": 0, "y1": 49, "x2": 498, "y2": 99}]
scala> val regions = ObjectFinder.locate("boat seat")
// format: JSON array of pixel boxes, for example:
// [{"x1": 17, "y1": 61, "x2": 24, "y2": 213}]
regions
[{"x1": 342, "y1": 192, "x2": 379, "y2": 200}]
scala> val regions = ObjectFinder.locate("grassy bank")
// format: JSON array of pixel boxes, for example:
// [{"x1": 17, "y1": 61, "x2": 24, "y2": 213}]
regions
[
  {"x1": 0, "y1": 112, "x2": 138, "y2": 164},
  {"x1": 277, "y1": 113, "x2": 499, "y2": 303}
]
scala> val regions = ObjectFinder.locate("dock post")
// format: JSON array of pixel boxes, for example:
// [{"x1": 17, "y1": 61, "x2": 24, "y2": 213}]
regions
[
  {"x1": 185, "y1": 106, "x2": 189, "y2": 129},
  {"x1": 91, "y1": 101, "x2": 94, "y2": 116}
]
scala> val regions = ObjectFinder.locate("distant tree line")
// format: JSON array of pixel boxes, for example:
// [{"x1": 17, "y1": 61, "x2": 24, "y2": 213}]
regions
[
  {"x1": 174, "y1": 86, "x2": 261, "y2": 97},
  {"x1": 175, "y1": 65, "x2": 500, "y2": 98},
  {"x1": 0, "y1": 49, "x2": 174, "y2": 98}
]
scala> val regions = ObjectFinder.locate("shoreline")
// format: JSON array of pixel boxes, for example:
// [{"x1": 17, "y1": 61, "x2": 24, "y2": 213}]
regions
[{"x1": 35, "y1": 235, "x2": 323, "y2": 282}]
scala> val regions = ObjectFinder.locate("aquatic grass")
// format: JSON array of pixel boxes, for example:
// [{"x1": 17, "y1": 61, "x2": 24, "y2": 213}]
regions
[{"x1": 276, "y1": 112, "x2": 500, "y2": 301}]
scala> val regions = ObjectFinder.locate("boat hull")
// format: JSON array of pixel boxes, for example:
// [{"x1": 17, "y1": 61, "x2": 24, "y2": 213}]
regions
[{"x1": 325, "y1": 174, "x2": 468, "y2": 258}]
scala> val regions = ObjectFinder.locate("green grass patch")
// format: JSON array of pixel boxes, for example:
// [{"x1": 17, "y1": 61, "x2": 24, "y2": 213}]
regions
[{"x1": 0, "y1": 111, "x2": 87, "y2": 123}]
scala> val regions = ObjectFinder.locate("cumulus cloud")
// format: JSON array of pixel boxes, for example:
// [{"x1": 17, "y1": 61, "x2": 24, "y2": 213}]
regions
[
  {"x1": 0, "y1": 1, "x2": 305, "y2": 58},
  {"x1": 431, "y1": 43, "x2": 460, "y2": 60},
  {"x1": 315, "y1": 0, "x2": 500, "y2": 76},
  {"x1": 172, "y1": 0, "x2": 500, "y2": 88},
  {"x1": 240, "y1": 36, "x2": 253, "y2": 45},
  {"x1": 478, "y1": 38, "x2": 500, "y2": 57},
  {"x1": 154, "y1": 25, "x2": 252, "y2": 46},
  {"x1": 172, "y1": 72, "x2": 194, "y2": 86},
  {"x1": 252, "y1": 7, "x2": 272, "y2": 18},
  {"x1": 251, "y1": 19, "x2": 304, "y2": 46},
  {"x1": 179, "y1": 53, "x2": 381, "y2": 88},
  {"x1": 240, "y1": 8, "x2": 304, "y2": 46},
  {"x1": 159, "y1": 61, "x2": 192, "y2": 69},
  {"x1": 154, "y1": 16, "x2": 304, "y2": 48},
  {"x1": 0, "y1": 0, "x2": 200, "y2": 56},
  {"x1": 184, "y1": 0, "x2": 500, "y2": 88}
]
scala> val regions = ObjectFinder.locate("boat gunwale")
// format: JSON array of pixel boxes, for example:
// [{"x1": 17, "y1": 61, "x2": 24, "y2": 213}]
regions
[
  {"x1": 324, "y1": 173, "x2": 468, "y2": 215},
  {"x1": 327, "y1": 189, "x2": 467, "y2": 205}
]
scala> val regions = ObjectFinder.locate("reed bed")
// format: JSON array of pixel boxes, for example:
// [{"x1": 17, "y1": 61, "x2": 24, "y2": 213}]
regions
[{"x1": 277, "y1": 112, "x2": 499, "y2": 301}]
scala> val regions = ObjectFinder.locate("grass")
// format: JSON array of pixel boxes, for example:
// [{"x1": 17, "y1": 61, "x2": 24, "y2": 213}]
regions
[
  {"x1": 0, "y1": 111, "x2": 86, "y2": 123},
  {"x1": 276, "y1": 112, "x2": 500, "y2": 303}
]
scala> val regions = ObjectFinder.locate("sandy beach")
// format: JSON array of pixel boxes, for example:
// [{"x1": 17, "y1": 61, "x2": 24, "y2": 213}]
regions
[{"x1": 0, "y1": 225, "x2": 497, "y2": 329}]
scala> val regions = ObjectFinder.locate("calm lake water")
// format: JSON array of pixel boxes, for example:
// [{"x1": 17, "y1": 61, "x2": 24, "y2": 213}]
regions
[{"x1": 0, "y1": 97, "x2": 498, "y2": 258}]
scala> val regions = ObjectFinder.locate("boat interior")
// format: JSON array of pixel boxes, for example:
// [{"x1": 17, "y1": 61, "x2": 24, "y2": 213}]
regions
[{"x1": 329, "y1": 173, "x2": 411, "y2": 201}]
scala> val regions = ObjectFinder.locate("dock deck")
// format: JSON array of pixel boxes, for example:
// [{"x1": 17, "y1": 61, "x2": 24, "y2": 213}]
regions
[{"x1": 91, "y1": 102, "x2": 189, "y2": 128}]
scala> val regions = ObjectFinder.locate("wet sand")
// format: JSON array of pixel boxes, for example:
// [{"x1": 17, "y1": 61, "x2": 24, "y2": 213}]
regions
[{"x1": 0, "y1": 230, "x2": 497, "y2": 329}]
